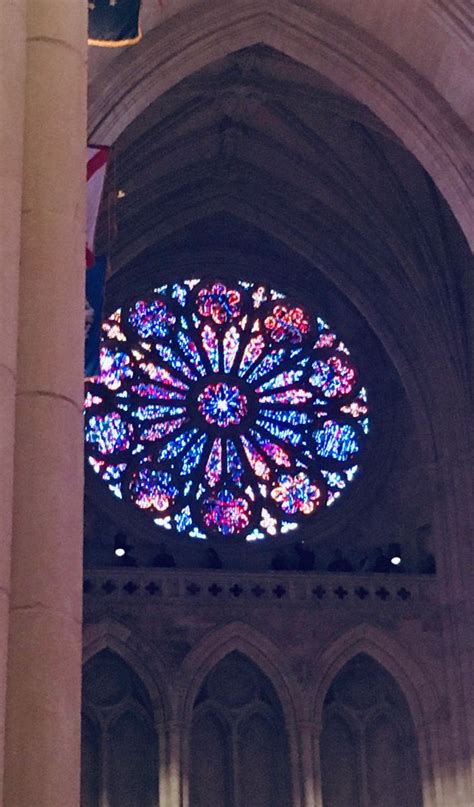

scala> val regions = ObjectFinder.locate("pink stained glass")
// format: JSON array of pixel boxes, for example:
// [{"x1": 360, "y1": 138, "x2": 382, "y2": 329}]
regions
[
  {"x1": 98, "y1": 347, "x2": 132, "y2": 391},
  {"x1": 264, "y1": 305, "x2": 310, "y2": 344},
  {"x1": 202, "y1": 489, "x2": 251, "y2": 535},
  {"x1": 205, "y1": 438, "x2": 222, "y2": 487},
  {"x1": 258, "y1": 388, "x2": 312, "y2": 405},
  {"x1": 271, "y1": 472, "x2": 322, "y2": 515},
  {"x1": 238, "y1": 334, "x2": 265, "y2": 377},
  {"x1": 241, "y1": 435, "x2": 271, "y2": 480},
  {"x1": 314, "y1": 332, "x2": 337, "y2": 349},
  {"x1": 201, "y1": 325, "x2": 219, "y2": 372},
  {"x1": 141, "y1": 418, "x2": 187, "y2": 441},
  {"x1": 131, "y1": 383, "x2": 186, "y2": 401},
  {"x1": 138, "y1": 362, "x2": 188, "y2": 391},
  {"x1": 198, "y1": 383, "x2": 247, "y2": 428},
  {"x1": 197, "y1": 283, "x2": 241, "y2": 325},
  {"x1": 130, "y1": 468, "x2": 178, "y2": 512},
  {"x1": 223, "y1": 326, "x2": 240, "y2": 373},
  {"x1": 85, "y1": 411, "x2": 133, "y2": 455},
  {"x1": 310, "y1": 355, "x2": 356, "y2": 398},
  {"x1": 254, "y1": 434, "x2": 291, "y2": 467}
]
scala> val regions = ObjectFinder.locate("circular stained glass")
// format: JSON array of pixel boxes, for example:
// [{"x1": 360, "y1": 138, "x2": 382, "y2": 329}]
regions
[{"x1": 84, "y1": 279, "x2": 370, "y2": 541}]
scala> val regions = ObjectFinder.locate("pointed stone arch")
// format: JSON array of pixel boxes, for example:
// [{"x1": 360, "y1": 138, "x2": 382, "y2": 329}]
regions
[
  {"x1": 177, "y1": 621, "x2": 303, "y2": 806},
  {"x1": 83, "y1": 619, "x2": 171, "y2": 723},
  {"x1": 312, "y1": 623, "x2": 443, "y2": 807},
  {"x1": 88, "y1": 0, "x2": 474, "y2": 250}
]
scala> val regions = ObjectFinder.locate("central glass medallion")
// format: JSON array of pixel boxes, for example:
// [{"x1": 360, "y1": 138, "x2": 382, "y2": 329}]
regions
[
  {"x1": 198, "y1": 382, "x2": 248, "y2": 428},
  {"x1": 84, "y1": 278, "x2": 370, "y2": 541}
]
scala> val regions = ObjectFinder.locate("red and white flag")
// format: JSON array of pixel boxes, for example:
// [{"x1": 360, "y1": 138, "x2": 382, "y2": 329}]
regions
[{"x1": 86, "y1": 145, "x2": 109, "y2": 268}]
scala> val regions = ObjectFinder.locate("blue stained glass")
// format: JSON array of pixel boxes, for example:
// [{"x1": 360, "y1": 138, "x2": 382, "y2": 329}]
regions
[
  {"x1": 85, "y1": 278, "x2": 370, "y2": 541},
  {"x1": 171, "y1": 283, "x2": 188, "y2": 306},
  {"x1": 130, "y1": 467, "x2": 178, "y2": 512},
  {"x1": 223, "y1": 326, "x2": 240, "y2": 373},
  {"x1": 358, "y1": 417, "x2": 370, "y2": 434},
  {"x1": 201, "y1": 325, "x2": 219, "y2": 372},
  {"x1": 205, "y1": 438, "x2": 222, "y2": 487},
  {"x1": 129, "y1": 299, "x2": 176, "y2": 339},
  {"x1": 141, "y1": 418, "x2": 186, "y2": 441},
  {"x1": 313, "y1": 420, "x2": 359, "y2": 461},
  {"x1": 86, "y1": 412, "x2": 132, "y2": 455},
  {"x1": 259, "y1": 409, "x2": 310, "y2": 426},
  {"x1": 160, "y1": 428, "x2": 198, "y2": 460},
  {"x1": 246, "y1": 349, "x2": 285, "y2": 384},
  {"x1": 131, "y1": 383, "x2": 186, "y2": 401},
  {"x1": 238, "y1": 334, "x2": 265, "y2": 377},
  {"x1": 256, "y1": 418, "x2": 303, "y2": 445},
  {"x1": 139, "y1": 362, "x2": 189, "y2": 391},
  {"x1": 132, "y1": 405, "x2": 185, "y2": 421},
  {"x1": 180, "y1": 434, "x2": 208, "y2": 475},
  {"x1": 155, "y1": 344, "x2": 196, "y2": 380},
  {"x1": 256, "y1": 368, "x2": 305, "y2": 393},
  {"x1": 177, "y1": 331, "x2": 206, "y2": 376},
  {"x1": 98, "y1": 347, "x2": 133, "y2": 390},
  {"x1": 227, "y1": 440, "x2": 244, "y2": 483},
  {"x1": 175, "y1": 506, "x2": 193, "y2": 532},
  {"x1": 102, "y1": 463, "x2": 127, "y2": 482},
  {"x1": 322, "y1": 470, "x2": 347, "y2": 489}
]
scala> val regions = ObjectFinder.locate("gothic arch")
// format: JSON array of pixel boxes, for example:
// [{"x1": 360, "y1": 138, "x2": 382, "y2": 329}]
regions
[
  {"x1": 88, "y1": 0, "x2": 474, "y2": 249},
  {"x1": 177, "y1": 621, "x2": 303, "y2": 806},
  {"x1": 312, "y1": 623, "x2": 443, "y2": 806},
  {"x1": 83, "y1": 619, "x2": 171, "y2": 724}
]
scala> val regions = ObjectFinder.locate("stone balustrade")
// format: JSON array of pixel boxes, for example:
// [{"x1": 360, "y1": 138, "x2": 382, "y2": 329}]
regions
[{"x1": 84, "y1": 568, "x2": 437, "y2": 610}]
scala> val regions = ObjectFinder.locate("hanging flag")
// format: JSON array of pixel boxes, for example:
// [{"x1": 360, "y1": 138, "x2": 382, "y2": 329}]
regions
[
  {"x1": 86, "y1": 145, "x2": 109, "y2": 376},
  {"x1": 86, "y1": 145, "x2": 109, "y2": 268},
  {"x1": 88, "y1": 0, "x2": 142, "y2": 47},
  {"x1": 85, "y1": 257, "x2": 107, "y2": 378}
]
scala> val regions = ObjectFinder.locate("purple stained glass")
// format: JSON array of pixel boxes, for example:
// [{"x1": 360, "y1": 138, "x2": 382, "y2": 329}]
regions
[
  {"x1": 201, "y1": 325, "x2": 219, "y2": 372},
  {"x1": 227, "y1": 440, "x2": 244, "y2": 483},
  {"x1": 313, "y1": 420, "x2": 359, "y2": 461},
  {"x1": 310, "y1": 355, "x2": 356, "y2": 398},
  {"x1": 85, "y1": 412, "x2": 132, "y2": 455},
  {"x1": 97, "y1": 347, "x2": 132, "y2": 390},
  {"x1": 130, "y1": 467, "x2": 178, "y2": 512},
  {"x1": 238, "y1": 334, "x2": 265, "y2": 377},
  {"x1": 128, "y1": 299, "x2": 176, "y2": 339},
  {"x1": 85, "y1": 279, "x2": 370, "y2": 540},
  {"x1": 223, "y1": 326, "x2": 240, "y2": 373},
  {"x1": 198, "y1": 283, "x2": 241, "y2": 325},
  {"x1": 241, "y1": 435, "x2": 271, "y2": 480},
  {"x1": 202, "y1": 489, "x2": 251, "y2": 535},
  {"x1": 141, "y1": 418, "x2": 187, "y2": 441},
  {"x1": 198, "y1": 383, "x2": 247, "y2": 428},
  {"x1": 205, "y1": 438, "x2": 222, "y2": 487},
  {"x1": 271, "y1": 472, "x2": 322, "y2": 515}
]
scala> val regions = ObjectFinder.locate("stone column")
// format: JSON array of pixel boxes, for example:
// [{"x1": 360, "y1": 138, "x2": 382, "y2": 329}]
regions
[
  {"x1": 3, "y1": 1, "x2": 87, "y2": 805},
  {"x1": 0, "y1": 1, "x2": 26, "y2": 799},
  {"x1": 295, "y1": 720, "x2": 317, "y2": 807}
]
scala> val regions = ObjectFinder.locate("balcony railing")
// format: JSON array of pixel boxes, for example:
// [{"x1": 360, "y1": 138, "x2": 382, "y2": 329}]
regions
[{"x1": 84, "y1": 568, "x2": 437, "y2": 610}]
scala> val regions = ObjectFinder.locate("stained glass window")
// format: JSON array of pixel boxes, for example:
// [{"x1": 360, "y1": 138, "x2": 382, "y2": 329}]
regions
[{"x1": 84, "y1": 279, "x2": 370, "y2": 540}]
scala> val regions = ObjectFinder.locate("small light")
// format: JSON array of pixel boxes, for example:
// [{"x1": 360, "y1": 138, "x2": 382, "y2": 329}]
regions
[
  {"x1": 114, "y1": 532, "x2": 128, "y2": 558},
  {"x1": 389, "y1": 542, "x2": 401, "y2": 566},
  {"x1": 117, "y1": 189, "x2": 126, "y2": 199}
]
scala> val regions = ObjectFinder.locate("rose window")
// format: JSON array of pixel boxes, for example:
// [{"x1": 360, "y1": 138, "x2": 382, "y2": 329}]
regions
[{"x1": 84, "y1": 279, "x2": 369, "y2": 540}]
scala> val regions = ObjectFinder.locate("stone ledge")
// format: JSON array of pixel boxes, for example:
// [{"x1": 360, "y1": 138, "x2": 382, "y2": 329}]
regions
[{"x1": 84, "y1": 569, "x2": 437, "y2": 609}]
